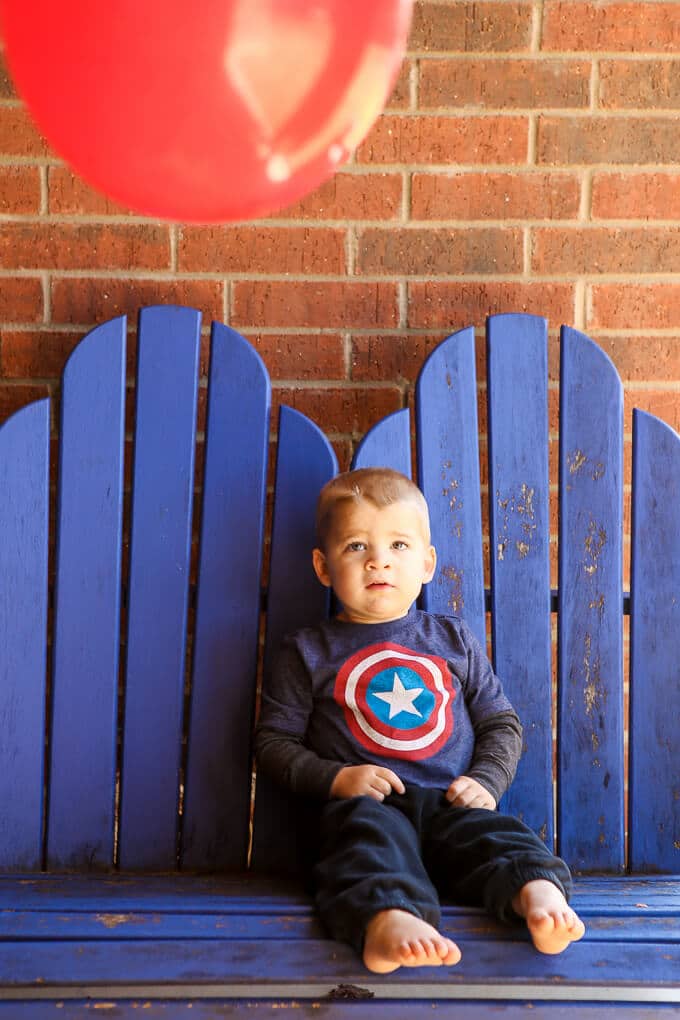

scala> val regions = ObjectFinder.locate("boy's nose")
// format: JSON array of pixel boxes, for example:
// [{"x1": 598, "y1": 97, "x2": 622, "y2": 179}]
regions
[{"x1": 367, "y1": 548, "x2": 391, "y2": 569}]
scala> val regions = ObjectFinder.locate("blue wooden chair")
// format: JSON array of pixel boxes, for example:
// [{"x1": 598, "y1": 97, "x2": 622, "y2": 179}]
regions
[{"x1": 0, "y1": 305, "x2": 679, "y2": 1015}]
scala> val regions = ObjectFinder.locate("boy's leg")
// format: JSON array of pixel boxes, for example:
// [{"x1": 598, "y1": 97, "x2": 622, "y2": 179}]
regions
[
  {"x1": 314, "y1": 790, "x2": 460, "y2": 972},
  {"x1": 423, "y1": 796, "x2": 584, "y2": 953}
]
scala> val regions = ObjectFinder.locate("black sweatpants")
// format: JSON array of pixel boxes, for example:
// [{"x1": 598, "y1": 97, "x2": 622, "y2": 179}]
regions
[{"x1": 313, "y1": 784, "x2": 572, "y2": 953}]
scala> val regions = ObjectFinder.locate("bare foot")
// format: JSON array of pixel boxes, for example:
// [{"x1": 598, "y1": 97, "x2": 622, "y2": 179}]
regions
[
  {"x1": 362, "y1": 909, "x2": 461, "y2": 974},
  {"x1": 512, "y1": 879, "x2": 586, "y2": 955}
]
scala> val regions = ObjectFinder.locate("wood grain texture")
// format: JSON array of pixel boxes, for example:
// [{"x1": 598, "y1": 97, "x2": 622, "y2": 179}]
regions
[
  {"x1": 416, "y1": 325, "x2": 486, "y2": 648},
  {"x1": 48, "y1": 316, "x2": 126, "y2": 870},
  {"x1": 630, "y1": 410, "x2": 680, "y2": 874},
  {"x1": 558, "y1": 326, "x2": 624, "y2": 873},
  {"x1": 0, "y1": 399, "x2": 49, "y2": 870},
  {"x1": 487, "y1": 313, "x2": 553, "y2": 845},
  {"x1": 182, "y1": 322, "x2": 270, "y2": 872},
  {"x1": 119, "y1": 306, "x2": 200, "y2": 870}
]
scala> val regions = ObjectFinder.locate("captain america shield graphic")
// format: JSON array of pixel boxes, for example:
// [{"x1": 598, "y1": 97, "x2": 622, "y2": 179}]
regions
[{"x1": 334, "y1": 642, "x2": 455, "y2": 760}]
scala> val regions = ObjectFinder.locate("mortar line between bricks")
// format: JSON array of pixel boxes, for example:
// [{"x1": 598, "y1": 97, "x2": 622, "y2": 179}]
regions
[
  {"x1": 17, "y1": 215, "x2": 680, "y2": 228},
  {"x1": 38, "y1": 166, "x2": 48, "y2": 216},
  {"x1": 531, "y1": 0, "x2": 545, "y2": 53},
  {"x1": 222, "y1": 280, "x2": 230, "y2": 324},
  {"x1": 11, "y1": 271, "x2": 680, "y2": 284},
  {"x1": 41, "y1": 272, "x2": 50, "y2": 324},
  {"x1": 169, "y1": 226, "x2": 178, "y2": 274}
]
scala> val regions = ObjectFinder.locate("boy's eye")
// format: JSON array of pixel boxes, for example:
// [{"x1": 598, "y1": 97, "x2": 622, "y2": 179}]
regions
[
  {"x1": 392, "y1": 540, "x2": 408, "y2": 550},
  {"x1": 346, "y1": 541, "x2": 366, "y2": 552}
]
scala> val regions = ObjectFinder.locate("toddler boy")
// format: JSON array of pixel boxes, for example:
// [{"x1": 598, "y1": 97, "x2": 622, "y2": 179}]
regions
[{"x1": 255, "y1": 467, "x2": 584, "y2": 973}]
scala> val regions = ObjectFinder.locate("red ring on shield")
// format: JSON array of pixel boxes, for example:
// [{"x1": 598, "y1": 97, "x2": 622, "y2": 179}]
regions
[{"x1": 334, "y1": 642, "x2": 455, "y2": 760}]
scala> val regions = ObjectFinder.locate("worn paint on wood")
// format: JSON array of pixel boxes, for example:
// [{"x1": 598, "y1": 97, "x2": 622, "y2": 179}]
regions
[
  {"x1": 487, "y1": 313, "x2": 553, "y2": 846},
  {"x1": 48, "y1": 316, "x2": 126, "y2": 871},
  {"x1": 119, "y1": 306, "x2": 201, "y2": 870},
  {"x1": 558, "y1": 326, "x2": 624, "y2": 873},
  {"x1": 0, "y1": 400, "x2": 49, "y2": 870},
  {"x1": 182, "y1": 323, "x2": 270, "y2": 873},
  {"x1": 417, "y1": 325, "x2": 486, "y2": 647}
]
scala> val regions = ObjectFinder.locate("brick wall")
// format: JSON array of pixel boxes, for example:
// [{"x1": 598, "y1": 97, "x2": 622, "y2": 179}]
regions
[{"x1": 1, "y1": 0, "x2": 680, "y2": 548}]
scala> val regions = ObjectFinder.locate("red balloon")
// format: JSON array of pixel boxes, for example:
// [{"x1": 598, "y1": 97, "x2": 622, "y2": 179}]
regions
[{"x1": 0, "y1": 0, "x2": 413, "y2": 221}]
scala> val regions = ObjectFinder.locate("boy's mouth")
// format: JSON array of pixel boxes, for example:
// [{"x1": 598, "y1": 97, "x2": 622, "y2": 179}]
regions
[{"x1": 367, "y1": 581, "x2": 394, "y2": 589}]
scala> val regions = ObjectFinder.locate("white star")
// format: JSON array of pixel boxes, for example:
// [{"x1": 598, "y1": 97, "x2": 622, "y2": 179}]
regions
[{"x1": 373, "y1": 672, "x2": 424, "y2": 720}]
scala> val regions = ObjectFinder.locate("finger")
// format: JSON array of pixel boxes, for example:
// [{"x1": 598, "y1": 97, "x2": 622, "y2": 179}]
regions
[
  {"x1": 372, "y1": 776, "x2": 393, "y2": 796},
  {"x1": 378, "y1": 768, "x2": 405, "y2": 795},
  {"x1": 446, "y1": 780, "x2": 466, "y2": 801}
]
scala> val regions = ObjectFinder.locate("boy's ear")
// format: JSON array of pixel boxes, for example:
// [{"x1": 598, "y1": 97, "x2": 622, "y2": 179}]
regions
[
  {"x1": 423, "y1": 544, "x2": 437, "y2": 584},
  {"x1": 312, "y1": 547, "x2": 332, "y2": 587}
]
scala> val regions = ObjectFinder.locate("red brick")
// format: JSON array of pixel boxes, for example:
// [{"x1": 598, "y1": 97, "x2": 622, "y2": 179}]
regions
[
  {"x1": 408, "y1": 282, "x2": 575, "y2": 329},
  {"x1": 232, "y1": 281, "x2": 399, "y2": 329},
  {"x1": 0, "y1": 223, "x2": 171, "y2": 271},
  {"x1": 0, "y1": 277, "x2": 44, "y2": 322},
  {"x1": 0, "y1": 51, "x2": 15, "y2": 98},
  {"x1": 543, "y1": 2, "x2": 680, "y2": 53},
  {"x1": 589, "y1": 284, "x2": 680, "y2": 330},
  {"x1": 420, "y1": 58, "x2": 590, "y2": 110},
  {"x1": 412, "y1": 171, "x2": 580, "y2": 220},
  {"x1": 591, "y1": 172, "x2": 680, "y2": 220},
  {"x1": 0, "y1": 165, "x2": 40, "y2": 213},
  {"x1": 538, "y1": 115, "x2": 680, "y2": 165},
  {"x1": 48, "y1": 168, "x2": 131, "y2": 215},
  {"x1": 0, "y1": 383, "x2": 49, "y2": 425},
  {"x1": 0, "y1": 329, "x2": 82, "y2": 378},
  {"x1": 589, "y1": 335, "x2": 680, "y2": 383},
  {"x1": 178, "y1": 226, "x2": 345, "y2": 275},
  {"x1": 0, "y1": 105, "x2": 51, "y2": 157},
  {"x1": 246, "y1": 333, "x2": 345, "y2": 380},
  {"x1": 272, "y1": 386, "x2": 402, "y2": 436},
  {"x1": 272, "y1": 172, "x2": 403, "y2": 221},
  {"x1": 357, "y1": 114, "x2": 528, "y2": 165},
  {"x1": 51, "y1": 278, "x2": 224, "y2": 325},
  {"x1": 409, "y1": 2, "x2": 533, "y2": 53},
  {"x1": 600, "y1": 59, "x2": 680, "y2": 110},
  {"x1": 625, "y1": 389, "x2": 680, "y2": 434},
  {"x1": 386, "y1": 59, "x2": 412, "y2": 110},
  {"x1": 351, "y1": 334, "x2": 445, "y2": 383},
  {"x1": 533, "y1": 226, "x2": 680, "y2": 274},
  {"x1": 357, "y1": 226, "x2": 522, "y2": 275}
]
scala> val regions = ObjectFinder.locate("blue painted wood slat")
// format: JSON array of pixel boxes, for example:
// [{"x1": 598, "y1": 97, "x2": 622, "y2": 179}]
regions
[
  {"x1": 0, "y1": 937, "x2": 679, "y2": 993},
  {"x1": 119, "y1": 306, "x2": 200, "y2": 870},
  {"x1": 630, "y1": 410, "x2": 680, "y2": 874},
  {"x1": 48, "y1": 317, "x2": 126, "y2": 870},
  {"x1": 487, "y1": 313, "x2": 553, "y2": 846},
  {"x1": 557, "y1": 326, "x2": 624, "y2": 873},
  {"x1": 182, "y1": 323, "x2": 270, "y2": 872},
  {"x1": 416, "y1": 326, "x2": 486, "y2": 648},
  {"x1": 0, "y1": 400, "x2": 50, "y2": 871},
  {"x1": 352, "y1": 408, "x2": 412, "y2": 477},
  {"x1": 250, "y1": 406, "x2": 337, "y2": 874}
]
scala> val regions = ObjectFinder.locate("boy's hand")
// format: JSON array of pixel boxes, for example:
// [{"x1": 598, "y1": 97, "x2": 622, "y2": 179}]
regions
[
  {"x1": 446, "y1": 775, "x2": 496, "y2": 810},
  {"x1": 330, "y1": 765, "x2": 405, "y2": 801}
]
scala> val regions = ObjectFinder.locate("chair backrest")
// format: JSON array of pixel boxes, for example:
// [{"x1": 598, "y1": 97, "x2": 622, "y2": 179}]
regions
[{"x1": 1, "y1": 307, "x2": 679, "y2": 875}]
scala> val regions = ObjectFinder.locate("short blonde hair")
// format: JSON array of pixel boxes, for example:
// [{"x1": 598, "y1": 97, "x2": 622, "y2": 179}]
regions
[{"x1": 316, "y1": 467, "x2": 431, "y2": 549}]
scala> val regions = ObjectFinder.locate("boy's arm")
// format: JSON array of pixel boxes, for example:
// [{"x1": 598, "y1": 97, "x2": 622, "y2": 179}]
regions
[
  {"x1": 449, "y1": 618, "x2": 524, "y2": 807},
  {"x1": 462, "y1": 709, "x2": 523, "y2": 803},
  {"x1": 254, "y1": 636, "x2": 346, "y2": 800},
  {"x1": 255, "y1": 724, "x2": 345, "y2": 800},
  {"x1": 446, "y1": 710, "x2": 522, "y2": 809}
]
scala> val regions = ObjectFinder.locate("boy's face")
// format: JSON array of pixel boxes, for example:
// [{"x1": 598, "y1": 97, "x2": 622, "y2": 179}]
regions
[{"x1": 312, "y1": 498, "x2": 436, "y2": 624}]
